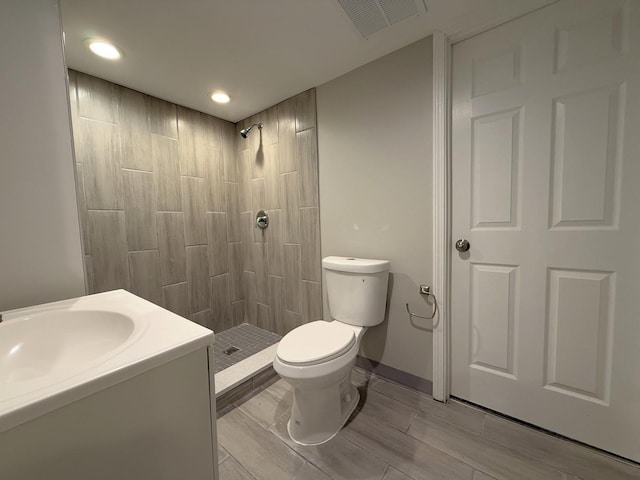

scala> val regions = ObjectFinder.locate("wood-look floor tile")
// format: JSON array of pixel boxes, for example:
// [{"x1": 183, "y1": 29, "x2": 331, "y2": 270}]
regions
[
  {"x1": 218, "y1": 456, "x2": 254, "y2": 480},
  {"x1": 236, "y1": 388, "x2": 290, "y2": 429},
  {"x1": 382, "y1": 467, "x2": 414, "y2": 480},
  {"x1": 352, "y1": 367, "x2": 378, "y2": 388},
  {"x1": 356, "y1": 389, "x2": 418, "y2": 432},
  {"x1": 293, "y1": 462, "x2": 333, "y2": 480},
  {"x1": 262, "y1": 378, "x2": 292, "y2": 401},
  {"x1": 270, "y1": 416, "x2": 388, "y2": 480},
  {"x1": 482, "y1": 414, "x2": 640, "y2": 480},
  {"x1": 342, "y1": 410, "x2": 473, "y2": 480},
  {"x1": 217, "y1": 408, "x2": 304, "y2": 480},
  {"x1": 218, "y1": 444, "x2": 230, "y2": 464},
  {"x1": 473, "y1": 471, "x2": 497, "y2": 480},
  {"x1": 407, "y1": 413, "x2": 564, "y2": 480},
  {"x1": 372, "y1": 380, "x2": 485, "y2": 435}
]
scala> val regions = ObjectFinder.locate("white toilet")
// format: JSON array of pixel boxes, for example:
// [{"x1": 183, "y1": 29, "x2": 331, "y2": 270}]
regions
[{"x1": 273, "y1": 256, "x2": 390, "y2": 446}]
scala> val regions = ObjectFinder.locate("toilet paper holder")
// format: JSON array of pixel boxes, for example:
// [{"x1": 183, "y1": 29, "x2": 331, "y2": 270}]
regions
[{"x1": 405, "y1": 285, "x2": 437, "y2": 324}]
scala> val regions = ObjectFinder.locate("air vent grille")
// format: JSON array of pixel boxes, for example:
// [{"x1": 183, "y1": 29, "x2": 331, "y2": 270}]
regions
[{"x1": 337, "y1": 0, "x2": 427, "y2": 38}]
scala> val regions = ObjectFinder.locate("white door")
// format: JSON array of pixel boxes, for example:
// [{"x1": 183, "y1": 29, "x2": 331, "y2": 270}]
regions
[{"x1": 451, "y1": 0, "x2": 640, "y2": 461}]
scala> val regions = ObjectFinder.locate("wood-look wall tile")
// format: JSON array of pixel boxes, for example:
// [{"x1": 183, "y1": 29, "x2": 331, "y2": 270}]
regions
[
  {"x1": 244, "y1": 271, "x2": 257, "y2": 325},
  {"x1": 280, "y1": 172, "x2": 300, "y2": 244},
  {"x1": 284, "y1": 310, "x2": 303, "y2": 333},
  {"x1": 163, "y1": 282, "x2": 189, "y2": 318},
  {"x1": 151, "y1": 134, "x2": 182, "y2": 211},
  {"x1": 283, "y1": 244, "x2": 302, "y2": 313},
  {"x1": 181, "y1": 176, "x2": 207, "y2": 245},
  {"x1": 268, "y1": 275, "x2": 286, "y2": 336},
  {"x1": 204, "y1": 146, "x2": 226, "y2": 212},
  {"x1": 251, "y1": 178, "x2": 266, "y2": 214},
  {"x1": 84, "y1": 255, "x2": 94, "y2": 294},
  {"x1": 190, "y1": 309, "x2": 214, "y2": 330},
  {"x1": 236, "y1": 122, "x2": 250, "y2": 152},
  {"x1": 239, "y1": 211, "x2": 254, "y2": 272},
  {"x1": 77, "y1": 118, "x2": 123, "y2": 210},
  {"x1": 300, "y1": 207, "x2": 321, "y2": 282},
  {"x1": 232, "y1": 300, "x2": 246, "y2": 326},
  {"x1": 302, "y1": 280, "x2": 323, "y2": 322},
  {"x1": 257, "y1": 303, "x2": 272, "y2": 331},
  {"x1": 277, "y1": 99, "x2": 296, "y2": 173},
  {"x1": 251, "y1": 145, "x2": 265, "y2": 180},
  {"x1": 128, "y1": 250, "x2": 162, "y2": 305},
  {"x1": 207, "y1": 213, "x2": 228, "y2": 276},
  {"x1": 253, "y1": 243, "x2": 268, "y2": 304},
  {"x1": 123, "y1": 169, "x2": 157, "y2": 250},
  {"x1": 186, "y1": 245, "x2": 210, "y2": 314},
  {"x1": 228, "y1": 243, "x2": 244, "y2": 302},
  {"x1": 266, "y1": 209, "x2": 284, "y2": 277},
  {"x1": 177, "y1": 106, "x2": 204, "y2": 177},
  {"x1": 222, "y1": 121, "x2": 238, "y2": 183},
  {"x1": 118, "y1": 87, "x2": 152, "y2": 171},
  {"x1": 211, "y1": 274, "x2": 233, "y2": 332},
  {"x1": 263, "y1": 143, "x2": 280, "y2": 210},
  {"x1": 68, "y1": 70, "x2": 79, "y2": 132},
  {"x1": 87, "y1": 211, "x2": 129, "y2": 292},
  {"x1": 261, "y1": 106, "x2": 279, "y2": 146},
  {"x1": 225, "y1": 182, "x2": 241, "y2": 243},
  {"x1": 157, "y1": 212, "x2": 187, "y2": 285},
  {"x1": 238, "y1": 150, "x2": 252, "y2": 212},
  {"x1": 295, "y1": 89, "x2": 317, "y2": 132},
  {"x1": 76, "y1": 72, "x2": 117, "y2": 123},
  {"x1": 147, "y1": 96, "x2": 178, "y2": 139},
  {"x1": 297, "y1": 128, "x2": 319, "y2": 208},
  {"x1": 251, "y1": 179, "x2": 266, "y2": 243},
  {"x1": 200, "y1": 112, "x2": 222, "y2": 149},
  {"x1": 74, "y1": 163, "x2": 91, "y2": 254}
]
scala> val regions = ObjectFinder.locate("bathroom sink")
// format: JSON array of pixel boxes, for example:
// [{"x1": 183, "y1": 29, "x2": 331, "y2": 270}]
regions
[{"x1": 0, "y1": 310, "x2": 135, "y2": 383}]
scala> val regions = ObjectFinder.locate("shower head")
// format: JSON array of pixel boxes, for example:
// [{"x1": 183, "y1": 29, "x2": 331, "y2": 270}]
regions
[{"x1": 240, "y1": 123, "x2": 263, "y2": 138}]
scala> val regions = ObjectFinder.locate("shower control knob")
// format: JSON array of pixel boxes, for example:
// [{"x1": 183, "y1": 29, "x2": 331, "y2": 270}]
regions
[
  {"x1": 455, "y1": 239, "x2": 470, "y2": 252},
  {"x1": 256, "y1": 210, "x2": 269, "y2": 229}
]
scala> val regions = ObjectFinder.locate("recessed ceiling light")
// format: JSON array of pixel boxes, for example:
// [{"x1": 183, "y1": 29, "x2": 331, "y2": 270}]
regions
[
  {"x1": 211, "y1": 91, "x2": 230, "y2": 104},
  {"x1": 87, "y1": 40, "x2": 122, "y2": 60}
]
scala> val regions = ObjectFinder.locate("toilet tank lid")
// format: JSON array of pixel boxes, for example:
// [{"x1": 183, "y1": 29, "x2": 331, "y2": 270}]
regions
[{"x1": 322, "y1": 256, "x2": 390, "y2": 274}]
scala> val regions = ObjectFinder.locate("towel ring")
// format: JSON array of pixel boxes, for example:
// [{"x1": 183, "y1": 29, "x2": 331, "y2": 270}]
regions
[{"x1": 405, "y1": 285, "x2": 437, "y2": 324}]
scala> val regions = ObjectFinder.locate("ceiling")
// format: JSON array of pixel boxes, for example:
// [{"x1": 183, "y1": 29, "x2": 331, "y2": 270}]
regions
[{"x1": 61, "y1": 0, "x2": 555, "y2": 123}]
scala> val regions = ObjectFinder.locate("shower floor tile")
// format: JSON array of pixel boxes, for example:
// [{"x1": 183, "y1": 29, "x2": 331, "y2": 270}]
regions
[{"x1": 213, "y1": 323, "x2": 281, "y2": 374}]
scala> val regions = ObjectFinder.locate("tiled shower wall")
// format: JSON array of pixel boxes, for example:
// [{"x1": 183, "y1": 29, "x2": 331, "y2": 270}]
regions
[
  {"x1": 68, "y1": 70, "x2": 243, "y2": 331},
  {"x1": 68, "y1": 71, "x2": 322, "y2": 336},
  {"x1": 237, "y1": 90, "x2": 323, "y2": 336}
]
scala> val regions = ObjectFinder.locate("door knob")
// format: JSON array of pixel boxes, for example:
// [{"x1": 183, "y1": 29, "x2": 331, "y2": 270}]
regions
[{"x1": 455, "y1": 239, "x2": 470, "y2": 252}]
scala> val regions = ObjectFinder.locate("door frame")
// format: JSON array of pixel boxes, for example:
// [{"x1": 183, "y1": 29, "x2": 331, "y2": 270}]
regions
[{"x1": 431, "y1": 30, "x2": 452, "y2": 402}]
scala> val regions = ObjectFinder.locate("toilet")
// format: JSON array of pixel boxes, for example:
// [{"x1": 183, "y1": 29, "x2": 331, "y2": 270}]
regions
[{"x1": 273, "y1": 256, "x2": 390, "y2": 446}]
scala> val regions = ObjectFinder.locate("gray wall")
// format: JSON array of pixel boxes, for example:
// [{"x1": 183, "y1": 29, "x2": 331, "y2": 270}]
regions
[
  {"x1": 236, "y1": 90, "x2": 323, "y2": 336},
  {"x1": 317, "y1": 36, "x2": 434, "y2": 381},
  {"x1": 69, "y1": 71, "x2": 242, "y2": 332},
  {"x1": 0, "y1": 0, "x2": 85, "y2": 311}
]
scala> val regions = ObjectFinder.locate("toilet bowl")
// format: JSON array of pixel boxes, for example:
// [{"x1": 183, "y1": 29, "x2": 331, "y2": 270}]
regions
[{"x1": 273, "y1": 256, "x2": 390, "y2": 446}]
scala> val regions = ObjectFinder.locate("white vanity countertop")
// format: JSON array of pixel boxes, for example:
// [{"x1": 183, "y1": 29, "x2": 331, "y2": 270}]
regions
[{"x1": 0, "y1": 290, "x2": 214, "y2": 432}]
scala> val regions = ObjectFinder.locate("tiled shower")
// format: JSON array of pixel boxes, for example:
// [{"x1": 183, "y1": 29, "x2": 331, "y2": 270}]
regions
[{"x1": 69, "y1": 70, "x2": 322, "y2": 339}]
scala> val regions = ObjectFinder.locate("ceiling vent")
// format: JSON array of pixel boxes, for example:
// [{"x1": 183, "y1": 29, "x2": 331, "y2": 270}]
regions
[{"x1": 337, "y1": 0, "x2": 427, "y2": 38}]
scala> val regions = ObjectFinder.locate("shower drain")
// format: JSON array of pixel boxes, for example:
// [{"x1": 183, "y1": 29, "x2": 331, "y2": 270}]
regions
[{"x1": 222, "y1": 346, "x2": 240, "y2": 355}]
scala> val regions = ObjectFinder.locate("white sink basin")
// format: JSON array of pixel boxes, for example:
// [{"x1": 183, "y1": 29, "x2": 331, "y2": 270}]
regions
[{"x1": 0, "y1": 310, "x2": 135, "y2": 383}]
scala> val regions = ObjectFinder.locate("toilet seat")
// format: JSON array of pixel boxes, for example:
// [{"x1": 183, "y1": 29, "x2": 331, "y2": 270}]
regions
[{"x1": 276, "y1": 321, "x2": 355, "y2": 366}]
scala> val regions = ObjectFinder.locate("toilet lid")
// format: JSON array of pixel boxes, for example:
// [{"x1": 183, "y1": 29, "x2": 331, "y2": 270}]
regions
[{"x1": 277, "y1": 321, "x2": 356, "y2": 366}]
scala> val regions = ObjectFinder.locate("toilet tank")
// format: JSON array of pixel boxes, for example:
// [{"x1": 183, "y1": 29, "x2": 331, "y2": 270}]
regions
[{"x1": 322, "y1": 256, "x2": 390, "y2": 327}]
